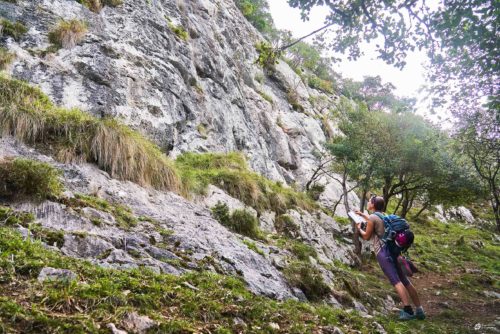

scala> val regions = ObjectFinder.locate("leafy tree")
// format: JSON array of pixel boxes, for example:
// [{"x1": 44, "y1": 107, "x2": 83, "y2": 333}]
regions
[
  {"x1": 235, "y1": 0, "x2": 276, "y2": 37},
  {"x1": 456, "y1": 110, "x2": 500, "y2": 231},
  {"x1": 286, "y1": 0, "x2": 498, "y2": 116}
]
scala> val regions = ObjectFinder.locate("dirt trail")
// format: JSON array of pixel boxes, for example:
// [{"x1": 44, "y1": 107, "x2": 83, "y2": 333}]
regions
[{"x1": 411, "y1": 270, "x2": 499, "y2": 331}]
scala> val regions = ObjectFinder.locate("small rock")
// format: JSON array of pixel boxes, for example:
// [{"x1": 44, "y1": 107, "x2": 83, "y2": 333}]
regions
[
  {"x1": 122, "y1": 312, "x2": 156, "y2": 334},
  {"x1": 474, "y1": 323, "x2": 482, "y2": 331},
  {"x1": 106, "y1": 323, "x2": 127, "y2": 334},
  {"x1": 233, "y1": 317, "x2": 247, "y2": 327},
  {"x1": 353, "y1": 300, "x2": 369, "y2": 314},
  {"x1": 484, "y1": 291, "x2": 500, "y2": 299},
  {"x1": 269, "y1": 322, "x2": 280, "y2": 330},
  {"x1": 373, "y1": 322, "x2": 387, "y2": 334},
  {"x1": 37, "y1": 267, "x2": 77, "y2": 283},
  {"x1": 435, "y1": 290, "x2": 441, "y2": 296}
]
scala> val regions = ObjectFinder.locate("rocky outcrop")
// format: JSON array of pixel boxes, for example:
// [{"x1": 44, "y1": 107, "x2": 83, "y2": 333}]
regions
[
  {"x1": 0, "y1": 136, "x2": 360, "y2": 303},
  {"x1": 0, "y1": 0, "x2": 352, "y2": 198}
]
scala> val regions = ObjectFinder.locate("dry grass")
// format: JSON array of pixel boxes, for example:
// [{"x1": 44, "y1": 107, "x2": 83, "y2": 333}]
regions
[
  {"x1": 78, "y1": 0, "x2": 122, "y2": 12},
  {"x1": 0, "y1": 75, "x2": 181, "y2": 193},
  {"x1": 0, "y1": 48, "x2": 15, "y2": 70},
  {"x1": 48, "y1": 20, "x2": 87, "y2": 49}
]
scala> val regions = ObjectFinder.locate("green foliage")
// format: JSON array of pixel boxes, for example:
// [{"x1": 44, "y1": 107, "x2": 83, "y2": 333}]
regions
[
  {"x1": 0, "y1": 206, "x2": 34, "y2": 227},
  {"x1": 255, "y1": 41, "x2": 282, "y2": 71},
  {"x1": 48, "y1": 19, "x2": 87, "y2": 49},
  {"x1": 167, "y1": 22, "x2": 189, "y2": 41},
  {"x1": 0, "y1": 158, "x2": 63, "y2": 201},
  {"x1": 242, "y1": 239, "x2": 265, "y2": 256},
  {"x1": 0, "y1": 18, "x2": 27, "y2": 40},
  {"x1": 0, "y1": 76, "x2": 181, "y2": 193},
  {"x1": 0, "y1": 227, "x2": 369, "y2": 333},
  {"x1": 283, "y1": 261, "x2": 330, "y2": 301},
  {"x1": 307, "y1": 75, "x2": 334, "y2": 94},
  {"x1": 176, "y1": 152, "x2": 316, "y2": 214},
  {"x1": 211, "y1": 203, "x2": 261, "y2": 239},
  {"x1": 211, "y1": 201, "x2": 231, "y2": 227},
  {"x1": 288, "y1": 0, "x2": 497, "y2": 124},
  {"x1": 235, "y1": 0, "x2": 275, "y2": 36},
  {"x1": 0, "y1": 47, "x2": 15, "y2": 70}
]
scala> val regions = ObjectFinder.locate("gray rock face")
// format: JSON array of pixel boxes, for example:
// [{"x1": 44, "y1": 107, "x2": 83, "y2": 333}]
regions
[
  {"x1": 1, "y1": 137, "x2": 295, "y2": 299},
  {"x1": 0, "y1": 0, "x2": 358, "y2": 207},
  {"x1": 38, "y1": 267, "x2": 77, "y2": 283}
]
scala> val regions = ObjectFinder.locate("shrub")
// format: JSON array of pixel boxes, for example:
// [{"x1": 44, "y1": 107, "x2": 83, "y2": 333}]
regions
[
  {"x1": 211, "y1": 202, "x2": 261, "y2": 239},
  {"x1": 0, "y1": 48, "x2": 15, "y2": 70},
  {"x1": 48, "y1": 20, "x2": 87, "y2": 49},
  {"x1": 235, "y1": 0, "x2": 275, "y2": 36},
  {"x1": 211, "y1": 201, "x2": 231, "y2": 227},
  {"x1": 0, "y1": 76, "x2": 181, "y2": 193},
  {"x1": 230, "y1": 209, "x2": 260, "y2": 238},
  {"x1": 0, "y1": 158, "x2": 63, "y2": 200},
  {"x1": 283, "y1": 261, "x2": 330, "y2": 301},
  {"x1": 255, "y1": 42, "x2": 281, "y2": 71},
  {"x1": 0, "y1": 19, "x2": 28, "y2": 40}
]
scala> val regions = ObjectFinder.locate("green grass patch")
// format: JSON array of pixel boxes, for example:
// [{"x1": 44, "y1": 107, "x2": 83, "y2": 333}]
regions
[
  {"x1": 283, "y1": 261, "x2": 330, "y2": 301},
  {"x1": 176, "y1": 152, "x2": 316, "y2": 214},
  {"x1": 0, "y1": 75, "x2": 181, "y2": 193},
  {"x1": 61, "y1": 193, "x2": 138, "y2": 230},
  {"x1": 167, "y1": 22, "x2": 189, "y2": 41},
  {"x1": 242, "y1": 239, "x2": 265, "y2": 256},
  {"x1": 0, "y1": 158, "x2": 63, "y2": 201},
  {"x1": 411, "y1": 219, "x2": 500, "y2": 277},
  {"x1": 0, "y1": 227, "x2": 362, "y2": 333},
  {"x1": 0, "y1": 18, "x2": 27, "y2": 40}
]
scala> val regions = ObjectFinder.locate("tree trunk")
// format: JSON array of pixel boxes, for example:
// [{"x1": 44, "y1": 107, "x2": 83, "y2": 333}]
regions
[
  {"x1": 393, "y1": 196, "x2": 404, "y2": 214},
  {"x1": 359, "y1": 188, "x2": 368, "y2": 212},
  {"x1": 331, "y1": 193, "x2": 344, "y2": 216},
  {"x1": 400, "y1": 190, "x2": 410, "y2": 218},
  {"x1": 414, "y1": 202, "x2": 430, "y2": 219}
]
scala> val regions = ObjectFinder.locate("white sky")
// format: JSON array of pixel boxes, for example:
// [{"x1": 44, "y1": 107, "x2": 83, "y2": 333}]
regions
[{"x1": 268, "y1": 0, "x2": 432, "y2": 116}]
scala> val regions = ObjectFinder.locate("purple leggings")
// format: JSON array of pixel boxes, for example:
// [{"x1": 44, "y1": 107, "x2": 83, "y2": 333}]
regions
[{"x1": 376, "y1": 246, "x2": 410, "y2": 286}]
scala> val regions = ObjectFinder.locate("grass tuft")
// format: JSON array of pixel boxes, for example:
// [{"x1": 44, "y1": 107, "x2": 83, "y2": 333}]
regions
[
  {"x1": 0, "y1": 19, "x2": 28, "y2": 40},
  {"x1": 211, "y1": 202, "x2": 262, "y2": 239},
  {"x1": 0, "y1": 75, "x2": 181, "y2": 193},
  {"x1": 0, "y1": 158, "x2": 63, "y2": 201},
  {"x1": 284, "y1": 261, "x2": 331, "y2": 301},
  {"x1": 77, "y1": 0, "x2": 123, "y2": 12},
  {"x1": 0, "y1": 47, "x2": 15, "y2": 70},
  {"x1": 176, "y1": 152, "x2": 316, "y2": 213},
  {"x1": 48, "y1": 19, "x2": 87, "y2": 49}
]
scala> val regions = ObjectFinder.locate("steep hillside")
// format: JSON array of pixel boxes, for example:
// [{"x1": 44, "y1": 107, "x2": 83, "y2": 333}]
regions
[{"x1": 0, "y1": 0, "x2": 498, "y2": 333}]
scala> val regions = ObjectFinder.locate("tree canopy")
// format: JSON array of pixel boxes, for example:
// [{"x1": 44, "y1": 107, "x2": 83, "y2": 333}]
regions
[{"x1": 287, "y1": 0, "x2": 499, "y2": 115}]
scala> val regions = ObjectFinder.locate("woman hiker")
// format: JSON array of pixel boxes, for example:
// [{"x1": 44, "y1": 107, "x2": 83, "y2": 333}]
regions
[{"x1": 355, "y1": 195, "x2": 426, "y2": 320}]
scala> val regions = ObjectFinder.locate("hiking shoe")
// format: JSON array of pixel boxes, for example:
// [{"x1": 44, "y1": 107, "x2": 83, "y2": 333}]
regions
[
  {"x1": 399, "y1": 309, "x2": 416, "y2": 321},
  {"x1": 415, "y1": 307, "x2": 426, "y2": 320}
]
